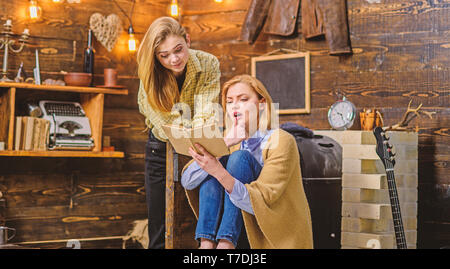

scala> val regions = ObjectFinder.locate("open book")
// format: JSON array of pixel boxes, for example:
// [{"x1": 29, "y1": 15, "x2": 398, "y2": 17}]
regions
[{"x1": 162, "y1": 124, "x2": 230, "y2": 157}]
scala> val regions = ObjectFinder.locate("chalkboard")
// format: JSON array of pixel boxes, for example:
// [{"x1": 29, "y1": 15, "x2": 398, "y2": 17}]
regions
[{"x1": 251, "y1": 52, "x2": 310, "y2": 114}]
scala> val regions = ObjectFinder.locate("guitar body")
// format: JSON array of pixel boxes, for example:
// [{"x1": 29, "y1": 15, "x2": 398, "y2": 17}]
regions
[{"x1": 373, "y1": 127, "x2": 408, "y2": 249}]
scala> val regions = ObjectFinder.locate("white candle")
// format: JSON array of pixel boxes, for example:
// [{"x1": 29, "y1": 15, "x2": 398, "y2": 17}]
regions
[
  {"x1": 5, "y1": 19, "x2": 12, "y2": 26},
  {"x1": 23, "y1": 29, "x2": 30, "y2": 35}
]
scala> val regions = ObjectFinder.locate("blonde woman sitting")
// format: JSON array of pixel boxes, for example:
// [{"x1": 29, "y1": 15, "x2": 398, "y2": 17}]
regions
[{"x1": 181, "y1": 75, "x2": 313, "y2": 249}]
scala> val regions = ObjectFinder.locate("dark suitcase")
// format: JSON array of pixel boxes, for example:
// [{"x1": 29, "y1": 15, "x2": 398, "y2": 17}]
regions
[{"x1": 281, "y1": 123, "x2": 342, "y2": 249}]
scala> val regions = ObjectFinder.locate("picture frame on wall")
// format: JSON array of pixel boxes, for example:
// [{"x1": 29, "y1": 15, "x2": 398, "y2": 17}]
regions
[{"x1": 251, "y1": 51, "x2": 310, "y2": 114}]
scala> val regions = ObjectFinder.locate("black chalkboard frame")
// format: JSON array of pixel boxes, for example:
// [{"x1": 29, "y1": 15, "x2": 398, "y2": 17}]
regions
[{"x1": 251, "y1": 52, "x2": 310, "y2": 114}]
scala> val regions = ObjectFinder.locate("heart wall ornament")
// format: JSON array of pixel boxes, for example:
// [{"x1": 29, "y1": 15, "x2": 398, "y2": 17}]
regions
[{"x1": 89, "y1": 13, "x2": 123, "y2": 52}]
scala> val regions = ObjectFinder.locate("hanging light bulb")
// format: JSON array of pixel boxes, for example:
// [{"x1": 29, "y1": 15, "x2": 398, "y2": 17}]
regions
[
  {"x1": 214, "y1": 0, "x2": 223, "y2": 2},
  {"x1": 52, "y1": 0, "x2": 63, "y2": 3},
  {"x1": 128, "y1": 25, "x2": 137, "y2": 52},
  {"x1": 169, "y1": 0, "x2": 179, "y2": 18},
  {"x1": 29, "y1": 0, "x2": 42, "y2": 20}
]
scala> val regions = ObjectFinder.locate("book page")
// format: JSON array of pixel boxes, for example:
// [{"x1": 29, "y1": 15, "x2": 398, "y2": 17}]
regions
[{"x1": 189, "y1": 124, "x2": 229, "y2": 157}]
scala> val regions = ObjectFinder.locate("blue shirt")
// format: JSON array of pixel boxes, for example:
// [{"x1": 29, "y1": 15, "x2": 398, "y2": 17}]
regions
[{"x1": 181, "y1": 130, "x2": 274, "y2": 215}]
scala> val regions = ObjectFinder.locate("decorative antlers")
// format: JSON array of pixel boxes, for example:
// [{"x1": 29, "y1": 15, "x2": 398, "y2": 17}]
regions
[{"x1": 385, "y1": 100, "x2": 436, "y2": 131}]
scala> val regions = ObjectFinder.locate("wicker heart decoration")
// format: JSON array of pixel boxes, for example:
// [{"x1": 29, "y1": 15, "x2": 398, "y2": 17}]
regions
[{"x1": 89, "y1": 13, "x2": 122, "y2": 52}]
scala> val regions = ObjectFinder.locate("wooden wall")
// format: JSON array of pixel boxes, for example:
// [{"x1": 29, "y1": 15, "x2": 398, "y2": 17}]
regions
[
  {"x1": 180, "y1": 0, "x2": 449, "y2": 249},
  {"x1": 0, "y1": 0, "x2": 448, "y2": 249},
  {"x1": 0, "y1": 0, "x2": 166, "y2": 248}
]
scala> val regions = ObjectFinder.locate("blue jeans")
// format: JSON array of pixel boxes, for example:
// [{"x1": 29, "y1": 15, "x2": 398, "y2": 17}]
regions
[{"x1": 196, "y1": 150, "x2": 262, "y2": 247}]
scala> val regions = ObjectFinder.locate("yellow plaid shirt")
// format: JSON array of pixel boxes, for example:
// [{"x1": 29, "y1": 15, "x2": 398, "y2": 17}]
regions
[{"x1": 137, "y1": 49, "x2": 221, "y2": 141}]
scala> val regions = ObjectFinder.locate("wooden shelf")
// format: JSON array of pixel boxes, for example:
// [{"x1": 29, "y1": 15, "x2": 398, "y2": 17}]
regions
[
  {"x1": 0, "y1": 150, "x2": 124, "y2": 158},
  {"x1": 0, "y1": 82, "x2": 128, "y2": 95},
  {"x1": 0, "y1": 82, "x2": 127, "y2": 158}
]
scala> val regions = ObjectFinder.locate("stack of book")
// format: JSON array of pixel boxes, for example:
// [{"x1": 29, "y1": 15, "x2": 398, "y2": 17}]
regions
[{"x1": 14, "y1": 116, "x2": 51, "y2": 151}]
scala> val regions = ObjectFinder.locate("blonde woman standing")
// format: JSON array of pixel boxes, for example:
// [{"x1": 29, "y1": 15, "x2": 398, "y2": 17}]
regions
[{"x1": 137, "y1": 17, "x2": 221, "y2": 249}]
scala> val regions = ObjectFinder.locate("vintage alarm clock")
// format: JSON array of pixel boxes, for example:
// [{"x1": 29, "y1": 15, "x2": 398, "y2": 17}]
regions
[{"x1": 327, "y1": 96, "x2": 356, "y2": 130}]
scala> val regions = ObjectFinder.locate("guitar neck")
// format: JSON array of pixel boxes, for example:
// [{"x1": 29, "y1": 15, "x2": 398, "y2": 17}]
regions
[{"x1": 385, "y1": 169, "x2": 408, "y2": 249}]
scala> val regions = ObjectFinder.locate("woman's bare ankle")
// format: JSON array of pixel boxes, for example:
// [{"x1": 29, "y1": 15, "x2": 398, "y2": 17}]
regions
[
  {"x1": 216, "y1": 239, "x2": 235, "y2": 249},
  {"x1": 199, "y1": 238, "x2": 216, "y2": 249}
]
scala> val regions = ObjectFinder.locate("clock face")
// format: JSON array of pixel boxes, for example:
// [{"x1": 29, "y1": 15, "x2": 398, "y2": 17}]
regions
[{"x1": 328, "y1": 100, "x2": 356, "y2": 130}]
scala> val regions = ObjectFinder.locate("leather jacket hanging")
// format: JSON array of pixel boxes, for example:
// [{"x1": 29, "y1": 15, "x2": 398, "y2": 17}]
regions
[
  {"x1": 240, "y1": 0, "x2": 352, "y2": 55},
  {"x1": 315, "y1": 0, "x2": 352, "y2": 55},
  {"x1": 240, "y1": 0, "x2": 300, "y2": 43},
  {"x1": 263, "y1": 0, "x2": 301, "y2": 36},
  {"x1": 301, "y1": 0, "x2": 323, "y2": 39}
]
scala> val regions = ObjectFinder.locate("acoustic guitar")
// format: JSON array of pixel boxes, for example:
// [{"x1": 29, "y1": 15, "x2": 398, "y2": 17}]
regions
[{"x1": 373, "y1": 127, "x2": 407, "y2": 249}]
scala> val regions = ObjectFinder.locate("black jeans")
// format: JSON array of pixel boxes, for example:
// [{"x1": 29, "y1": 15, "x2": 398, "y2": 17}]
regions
[{"x1": 144, "y1": 130, "x2": 167, "y2": 249}]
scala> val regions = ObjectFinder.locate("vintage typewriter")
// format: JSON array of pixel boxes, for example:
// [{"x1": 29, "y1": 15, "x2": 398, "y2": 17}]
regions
[{"x1": 39, "y1": 100, "x2": 94, "y2": 150}]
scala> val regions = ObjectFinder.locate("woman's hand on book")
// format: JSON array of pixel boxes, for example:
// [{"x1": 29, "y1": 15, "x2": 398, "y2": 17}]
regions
[
  {"x1": 189, "y1": 143, "x2": 235, "y2": 193},
  {"x1": 189, "y1": 144, "x2": 225, "y2": 179}
]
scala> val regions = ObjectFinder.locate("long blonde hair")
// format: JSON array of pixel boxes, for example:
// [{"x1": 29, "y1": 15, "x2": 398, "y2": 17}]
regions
[
  {"x1": 137, "y1": 17, "x2": 187, "y2": 112},
  {"x1": 221, "y1": 75, "x2": 274, "y2": 132}
]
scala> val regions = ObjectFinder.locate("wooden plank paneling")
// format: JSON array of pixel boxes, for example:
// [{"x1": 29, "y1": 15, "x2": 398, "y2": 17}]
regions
[
  {"x1": 0, "y1": 171, "x2": 145, "y2": 208},
  {"x1": 182, "y1": 0, "x2": 449, "y2": 249},
  {"x1": 5, "y1": 204, "x2": 145, "y2": 243},
  {"x1": 0, "y1": 0, "x2": 157, "y2": 249}
]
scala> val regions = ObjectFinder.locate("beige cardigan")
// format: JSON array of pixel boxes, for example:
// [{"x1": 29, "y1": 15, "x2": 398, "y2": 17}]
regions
[{"x1": 182, "y1": 129, "x2": 313, "y2": 249}]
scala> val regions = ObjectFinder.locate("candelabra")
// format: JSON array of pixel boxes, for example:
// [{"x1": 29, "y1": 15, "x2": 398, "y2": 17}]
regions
[{"x1": 0, "y1": 20, "x2": 30, "y2": 82}]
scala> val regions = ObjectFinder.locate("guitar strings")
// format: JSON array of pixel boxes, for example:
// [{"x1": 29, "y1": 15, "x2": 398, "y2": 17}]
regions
[{"x1": 384, "y1": 141, "x2": 407, "y2": 248}]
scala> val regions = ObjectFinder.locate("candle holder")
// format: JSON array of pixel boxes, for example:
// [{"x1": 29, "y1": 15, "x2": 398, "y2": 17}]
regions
[{"x1": 0, "y1": 20, "x2": 30, "y2": 82}]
